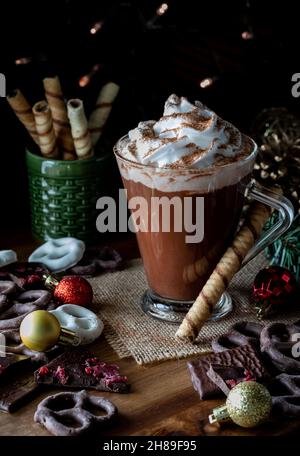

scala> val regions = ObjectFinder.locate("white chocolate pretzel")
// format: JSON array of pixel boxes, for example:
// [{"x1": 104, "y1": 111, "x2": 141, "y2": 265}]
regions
[
  {"x1": 0, "y1": 250, "x2": 17, "y2": 268},
  {"x1": 50, "y1": 304, "x2": 103, "y2": 344},
  {"x1": 29, "y1": 238, "x2": 85, "y2": 273}
]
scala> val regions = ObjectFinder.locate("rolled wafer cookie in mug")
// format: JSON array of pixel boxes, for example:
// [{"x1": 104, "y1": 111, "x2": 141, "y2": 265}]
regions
[
  {"x1": 32, "y1": 101, "x2": 59, "y2": 158},
  {"x1": 183, "y1": 241, "x2": 224, "y2": 284},
  {"x1": 43, "y1": 76, "x2": 76, "y2": 160},
  {"x1": 6, "y1": 89, "x2": 39, "y2": 144},
  {"x1": 176, "y1": 201, "x2": 271, "y2": 342},
  {"x1": 67, "y1": 99, "x2": 94, "y2": 159},
  {"x1": 88, "y1": 82, "x2": 120, "y2": 146}
]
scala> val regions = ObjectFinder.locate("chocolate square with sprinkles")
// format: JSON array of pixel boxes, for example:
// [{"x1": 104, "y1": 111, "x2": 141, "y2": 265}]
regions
[
  {"x1": 187, "y1": 343, "x2": 268, "y2": 399},
  {"x1": 34, "y1": 348, "x2": 130, "y2": 393}
]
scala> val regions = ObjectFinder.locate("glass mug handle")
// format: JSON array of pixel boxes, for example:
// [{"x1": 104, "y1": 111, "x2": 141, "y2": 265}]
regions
[{"x1": 242, "y1": 182, "x2": 294, "y2": 266}]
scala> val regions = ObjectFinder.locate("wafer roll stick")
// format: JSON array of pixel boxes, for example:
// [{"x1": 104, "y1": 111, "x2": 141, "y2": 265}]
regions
[
  {"x1": 88, "y1": 82, "x2": 120, "y2": 146},
  {"x1": 183, "y1": 241, "x2": 224, "y2": 284},
  {"x1": 7, "y1": 89, "x2": 39, "y2": 144},
  {"x1": 32, "y1": 101, "x2": 59, "y2": 158},
  {"x1": 43, "y1": 76, "x2": 76, "y2": 160},
  {"x1": 67, "y1": 99, "x2": 94, "y2": 159},
  {"x1": 176, "y1": 201, "x2": 271, "y2": 343}
]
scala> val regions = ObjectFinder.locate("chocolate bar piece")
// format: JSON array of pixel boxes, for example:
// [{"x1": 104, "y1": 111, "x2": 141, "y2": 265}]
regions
[
  {"x1": 35, "y1": 348, "x2": 130, "y2": 393},
  {"x1": 206, "y1": 364, "x2": 257, "y2": 396},
  {"x1": 187, "y1": 344, "x2": 268, "y2": 399},
  {"x1": 0, "y1": 353, "x2": 30, "y2": 376},
  {"x1": 0, "y1": 362, "x2": 40, "y2": 412}
]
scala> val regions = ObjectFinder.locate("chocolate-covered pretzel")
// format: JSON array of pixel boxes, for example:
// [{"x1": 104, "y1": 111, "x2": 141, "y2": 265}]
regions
[
  {"x1": 0, "y1": 270, "x2": 54, "y2": 363},
  {"x1": 0, "y1": 283, "x2": 17, "y2": 315},
  {"x1": 0, "y1": 281, "x2": 17, "y2": 296},
  {"x1": 212, "y1": 321, "x2": 263, "y2": 352},
  {"x1": 0, "y1": 328, "x2": 48, "y2": 362},
  {"x1": 69, "y1": 246, "x2": 122, "y2": 276},
  {"x1": 0, "y1": 307, "x2": 29, "y2": 330},
  {"x1": 0, "y1": 272, "x2": 23, "y2": 290},
  {"x1": 13, "y1": 290, "x2": 52, "y2": 308},
  {"x1": 0, "y1": 328, "x2": 21, "y2": 344},
  {"x1": 269, "y1": 373, "x2": 300, "y2": 418},
  {"x1": 292, "y1": 319, "x2": 300, "y2": 332},
  {"x1": 0, "y1": 290, "x2": 52, "y2": 330},
  {"x1": 0, "y1": 262, "x2": 49, "y2": 290},
  {"x1": 0, "y1": 290, "x2": 51, "y2": 330},
  {"x1": 34, "y1": 390, "x2": 118, "y2": 436},
  {"x1": 6, "y1": 343, "x2": 48, "y2": 362},
  {"x1": 260, "y1": 322, "x2": 300, "y2": 373},
  {"x1": 0, "y1": 295, "x2": 9, "y2": 314}
]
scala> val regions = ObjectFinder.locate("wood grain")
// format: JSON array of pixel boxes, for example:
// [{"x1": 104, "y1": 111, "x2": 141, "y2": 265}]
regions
[{"x1": 0, "y1": 233, "x2": 298, "y2": 436}]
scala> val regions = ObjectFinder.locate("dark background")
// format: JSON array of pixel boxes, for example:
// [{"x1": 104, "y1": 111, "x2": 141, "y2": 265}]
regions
[{"x1": 0, "y1": 0, "x2": 299, "y2": 234}]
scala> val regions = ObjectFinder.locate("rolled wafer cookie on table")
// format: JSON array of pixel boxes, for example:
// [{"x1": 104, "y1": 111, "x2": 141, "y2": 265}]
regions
[
  {"x1": 43, "y1": 76, "x2": 76, "y2": 160},
  {"x1": 88, "y1": 82, "x2": 120, "y2": 146},
  {"x1": 175, "y1": 201, "x2": 271, "y2": 343},
  {"x1": 67, "y1": 99, "x2": 93, "y2": 159},
  {"x1": 32, "y1": 101, "x2": 59, "y2": 158},
  {"x1": 6, "y1": 89, "x2": 39, "y2": 144}
]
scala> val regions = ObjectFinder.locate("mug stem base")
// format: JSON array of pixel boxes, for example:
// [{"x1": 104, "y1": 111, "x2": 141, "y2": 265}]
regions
[{"x1": 141, "y1": 290, "x2": 233, "y2": 324}]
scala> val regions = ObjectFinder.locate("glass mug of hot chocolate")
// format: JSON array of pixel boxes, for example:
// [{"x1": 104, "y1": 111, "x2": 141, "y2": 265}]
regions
[{"x1": 114, "y1": 95, "x2": 294, "y2": 323}]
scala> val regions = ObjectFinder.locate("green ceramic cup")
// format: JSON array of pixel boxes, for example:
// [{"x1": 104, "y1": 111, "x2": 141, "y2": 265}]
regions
[{"x1": 26, "y1": 150, "x2": 113, "y2": 242}]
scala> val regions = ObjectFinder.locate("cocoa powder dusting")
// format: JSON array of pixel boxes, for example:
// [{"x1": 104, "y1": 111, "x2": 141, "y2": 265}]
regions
[
  {"x1": 168, "y1": 147, "x2": 207, "y2": 168},
  {"x1": 128, "y1": 143, "x2": 137, "y2": 157},
  {"x1": 185, "y1": 143, "x2": 197, "y2": 148},
  {"x1": 143, "y1": 137, "x2": 178, "y2": 158}
]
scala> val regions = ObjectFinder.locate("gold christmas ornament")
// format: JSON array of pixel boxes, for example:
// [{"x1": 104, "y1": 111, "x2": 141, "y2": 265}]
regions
[
  {"x1": 20, "y1": 310, "x2": 80, "y2": 352},
  {"x1": 209, "y1": 381, "x2": 272, "y2": 428}
]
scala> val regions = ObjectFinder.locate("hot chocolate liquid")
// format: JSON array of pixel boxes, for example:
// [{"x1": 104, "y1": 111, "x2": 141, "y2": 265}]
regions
[{"x1": 123, "y1": 178, "x2": 248, "y2": 301}]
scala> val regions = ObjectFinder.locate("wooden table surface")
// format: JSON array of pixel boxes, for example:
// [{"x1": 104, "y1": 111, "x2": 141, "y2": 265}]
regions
[{"x1": 0, "y1": 231, "x2": 298, "y2": 436}]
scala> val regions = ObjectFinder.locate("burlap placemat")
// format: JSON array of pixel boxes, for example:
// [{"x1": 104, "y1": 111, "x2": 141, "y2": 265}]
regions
[{"x1": 89, "y1": 255, "x2": 300, "y2": 365}]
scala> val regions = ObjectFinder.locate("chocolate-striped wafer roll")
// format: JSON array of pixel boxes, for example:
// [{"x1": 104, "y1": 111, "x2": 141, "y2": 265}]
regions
[
  {"x1": 67, "y1": 99, "x2": 94, "y2": 159},
  {"x1": 43, "y1": 76, "x2": 76, "y2": 160},
  {"x1": 175, "y1": 201, "x2": 271, "y2": 343},
  {"x1": 88, "y1": 82, "x2": 120, "y2": 146},
  {"x1": 33, "y1": 101, "x2": 59, "y2": 158},
  {"x1": 183, "y1": 241, "x2": 223, "y2": 284},
  {"x1": 7, "y1": 89, "x2": 39, "y2": 144}
]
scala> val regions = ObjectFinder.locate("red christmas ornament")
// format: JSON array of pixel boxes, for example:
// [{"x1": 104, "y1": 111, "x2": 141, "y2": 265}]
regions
[
  {"x1": 45, "y1": 275, "x2": 93, "y2": 306},
  {"x1": 253, "y1": 266, "x2": 298, "y2": 319}
]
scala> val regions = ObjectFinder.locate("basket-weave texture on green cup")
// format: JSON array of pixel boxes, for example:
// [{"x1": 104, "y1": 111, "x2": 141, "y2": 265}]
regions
[{"x1": 26, "y1": 150, "x2": 112, "y2": 242}]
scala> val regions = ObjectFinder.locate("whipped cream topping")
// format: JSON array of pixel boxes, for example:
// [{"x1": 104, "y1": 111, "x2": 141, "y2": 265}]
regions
[{"x1": 120, "y1": 94, "x2": 251, "y2": 169}]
